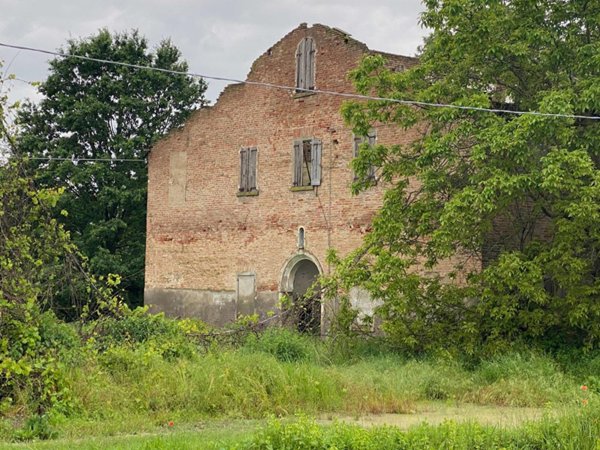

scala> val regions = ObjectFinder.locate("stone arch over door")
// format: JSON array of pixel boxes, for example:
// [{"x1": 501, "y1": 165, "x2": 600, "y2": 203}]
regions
[{"x1": 280, "y1": 253, "x2": 323, "y2": 334}]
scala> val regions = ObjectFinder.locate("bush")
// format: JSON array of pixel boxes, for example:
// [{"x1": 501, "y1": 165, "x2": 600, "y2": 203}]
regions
[
  {"x1": 87, "y1": 307, "x2": 201, "y2": 360},
  {"x1": 90, "y1": 307, "x2": 178, "y2": 345},
  {"x1": 0, "y1": 306, "x2": 75, "y2": 417},
  {"x1": 37, "y1": 311, "x2": 82, "y2": 363},
  {"x1": 243, "y1": 328, "x2": 317, "y2": 362},
  {"x1": 13, "y1": 414, "x2": 58, "y2": 441}
]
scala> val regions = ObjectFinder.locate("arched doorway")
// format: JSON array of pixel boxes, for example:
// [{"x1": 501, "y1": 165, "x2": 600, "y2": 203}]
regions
[{"x1": 280, "y1": 254, "x2": 322, "y2": 335}]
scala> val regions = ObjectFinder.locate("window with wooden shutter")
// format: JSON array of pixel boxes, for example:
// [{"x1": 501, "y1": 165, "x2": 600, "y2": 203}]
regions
[
  {"x1": 295, "y1": 37, "x2": 316, "y2": 92},
  {"x1": 353, "y1": 130, "x2": 377, "y2": 181},
  {"x1": 239, "y1": 147, "x2": 258, "y2": 194},
  {"x1": 292, "y1": 138, "x2": 321, "y2": 188}
]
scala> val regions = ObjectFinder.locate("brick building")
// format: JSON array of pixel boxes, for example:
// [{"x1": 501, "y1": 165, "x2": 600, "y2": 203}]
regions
[{"x1": 144, "y1": 23, "x2": 422, "y2": 331}]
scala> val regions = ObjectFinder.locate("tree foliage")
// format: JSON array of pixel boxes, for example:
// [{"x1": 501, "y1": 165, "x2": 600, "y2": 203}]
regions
[
  {"x1": 17, "y1": 30, "x2": 207, "y2": 311},
  {"x1": 1, "y1": 70, "x2": 126, "y2": 415},
  {"x1": 0, "y1": 74, "x2": 72, "y2": 413},
  {"x1": 0, "y1": 161, "x2": 74, "y2": 414},
  {"x1": 334, "y1": 0, "x2": 600, "y2": 354}
]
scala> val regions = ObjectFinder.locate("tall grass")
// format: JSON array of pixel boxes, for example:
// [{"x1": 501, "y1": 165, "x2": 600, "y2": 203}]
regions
[
  {"x1": 243, "y1": 408, "x2": 600, "y2": 450},
  {"x1": 1, "y1": 318, "x2": 596, "y2": 442},
  {"x1": 61, "y1": 334, "x2": 585, "y2": 426}
]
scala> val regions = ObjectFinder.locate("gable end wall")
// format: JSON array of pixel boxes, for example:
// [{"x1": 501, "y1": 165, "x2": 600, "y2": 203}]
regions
[{"x1": 144, "y1": 24, "x2": 476, "y2": 326}]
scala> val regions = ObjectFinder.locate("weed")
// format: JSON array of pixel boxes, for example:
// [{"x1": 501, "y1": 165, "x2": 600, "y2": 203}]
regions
[{"x1": 13, "y1": 415, "x2": 58, "y2": 441}]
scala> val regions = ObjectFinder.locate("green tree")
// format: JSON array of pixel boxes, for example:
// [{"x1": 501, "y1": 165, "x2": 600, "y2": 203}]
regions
[
  {"x1": 17, "y1": 30, "x2": 207, "y2": 312},
  {"x1": 0, "y1": 160, "x2": 76, "y2": 415},
  {"x1": 1, "y1": 72, "x2": 70, "y2": 414},
  {"x1": 334, "y1": 0, "x2": 600, "y2": 354},
  {"x1": 1, "y1": 67, "x2": 126, "y2": 416}
]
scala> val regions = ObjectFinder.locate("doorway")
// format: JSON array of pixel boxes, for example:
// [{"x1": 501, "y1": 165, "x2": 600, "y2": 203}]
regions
[
  {"x1": 281, "y1": 254, "x2": 322, "y2": 335},
  {"x1": 291, "y1": 259, "x2": 321, "y2": 334}
]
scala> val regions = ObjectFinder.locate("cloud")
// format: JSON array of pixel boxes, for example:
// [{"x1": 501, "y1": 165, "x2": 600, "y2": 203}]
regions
[{"x1": 0, "y1": 0, "x2": 428, "y2": 104}]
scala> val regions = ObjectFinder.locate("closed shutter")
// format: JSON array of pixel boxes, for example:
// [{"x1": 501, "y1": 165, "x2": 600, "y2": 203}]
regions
[
  {"x1": 367, "y1": 133, "x2": 376, "y2": 179},
  {"x1": 296, "y1": 37, "x2": 315, "y2": 91},
  {"x1": 353, "y1": 136, "x2": 362, "y2": 181},
  {"x1": 296, "y1": 41, "x2": 305, "y2": 90},
  {"x1": 293, "y1": 141, "x2": 302, "y2": 186},
  {"x1": 249, "y1": 148, "x2": 257, "y2": 190},
  {"x1": 353, "y1": 136, "x2": 362, "y2": 158},
  {"x1": 306, "y1": 37, "x2": 315, "y2": 90},
  {"x1": 311, "y1": 139, "x2": 322, "y2": 186},
  {"x1": 240, "y1": 148, "x2": 248, "y2": 191}
]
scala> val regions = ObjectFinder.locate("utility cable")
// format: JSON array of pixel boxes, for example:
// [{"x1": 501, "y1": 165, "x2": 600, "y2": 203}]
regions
[
  {"x1": 28, "y1": 156, "x2": 146, "y2": 162},
  {"x1": 1, "y1": 41, "x2": 599, "y2": 121}
]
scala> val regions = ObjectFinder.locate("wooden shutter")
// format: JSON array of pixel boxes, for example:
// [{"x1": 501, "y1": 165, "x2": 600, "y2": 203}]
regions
[
  {"x1": 353, "y1": 136, "x2": 362, "y2": 181},
  {"x1": 368, "y1": 133, "x2": 376, "y2": 179},
  {"x1": 296, "y1": 40, "x2": 306, "y2": 90},
  {"x1": 293, "y1": 141, "x2": 302, "y2": 186},
  {"x1": 306, "y1": 37, "x2": 315, "y2": 90},
  {"x1": 353, "y1": 136, "x2": 362, "y2": 158},
  {"x1": 311, "y1": 139, "x2": 322, "y2": 186},
  {"x1": 240, "y1": 148, "x2": 248, "y2": 191},
  {"x1": 248, "y1": 148, "x2": 257, "y2": 190}
]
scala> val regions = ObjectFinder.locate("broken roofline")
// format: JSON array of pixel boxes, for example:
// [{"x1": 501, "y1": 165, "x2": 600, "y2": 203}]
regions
[{"x1": 213, "y1": 23, "x2": 418, "y2": 103}]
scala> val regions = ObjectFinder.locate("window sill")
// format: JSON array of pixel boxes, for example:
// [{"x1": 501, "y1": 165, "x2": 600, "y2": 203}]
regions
[
  {"x1": 353, "y1": 176, "x2": 378, "y2": 183},
  {"x1": 293, "y1": 90, "x2": 316, "y2": 99},
  {"x1": 290, "y1": 186, "x2": 314, "y2": 192},
  {"x1": 237, "y1": 190, "x2": 259, "y2": 197}
]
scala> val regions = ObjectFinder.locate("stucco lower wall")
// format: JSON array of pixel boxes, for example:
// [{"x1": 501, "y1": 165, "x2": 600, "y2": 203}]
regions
[
  {"x1": 146, "y1": 285, "x2": 385, "y2": 332},
  {"x1": 145, "y1": 288, "x2": 279, "y2": 326}
]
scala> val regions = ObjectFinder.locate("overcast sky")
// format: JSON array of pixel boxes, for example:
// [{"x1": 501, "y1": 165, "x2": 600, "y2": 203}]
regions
[{"x1": 0, "y1": 0, "x2": 428, "y2": 106}]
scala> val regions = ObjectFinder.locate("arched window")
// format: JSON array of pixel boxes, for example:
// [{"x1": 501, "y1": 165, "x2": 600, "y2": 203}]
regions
[
  {"x1": 298, "y1": 227, "x2": 305, "y2": 249},
  {"x1": 295, "y1": 37, "x2": 315, "y2": 92}
]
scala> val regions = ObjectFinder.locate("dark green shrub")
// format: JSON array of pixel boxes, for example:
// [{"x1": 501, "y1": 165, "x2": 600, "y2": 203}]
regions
[
  {"x1": 244, "y1": 328, "x2": 315, "y2": 362},
  {"x1": 88, "y1": 307, "x2": 199, "y2": 360},
  {"x1": 91, "y1": 307, "x2": 179, "y2": 346},
  {"x1": 423, "y1": 377, "x2": 451, "y2": 400},
  {"x1": 37, "y1": 311, "x2": 82, "y2": 363}
]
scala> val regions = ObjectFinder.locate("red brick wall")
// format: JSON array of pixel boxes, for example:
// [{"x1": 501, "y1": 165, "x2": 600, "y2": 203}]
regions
[{"x1": 144, "y1": 24, "x2": 470, "y2": 322}]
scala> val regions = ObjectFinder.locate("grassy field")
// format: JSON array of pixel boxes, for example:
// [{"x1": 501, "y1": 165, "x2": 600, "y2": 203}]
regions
[
  {"x1": 18, "y1": 349, "x2": 587, "y2": 428},
  {"x1": 1, "y1": 420, "x2": 255, "y2": 449},
  {"x1": 0, "y1": 402, "x2": 564, "y2": 448},
  {"x1": 2, "y1": 405, "x2": 597, "y2": 449},
  {"x1": 1, "y1": 325, "x2": 598, "y2": 448}
]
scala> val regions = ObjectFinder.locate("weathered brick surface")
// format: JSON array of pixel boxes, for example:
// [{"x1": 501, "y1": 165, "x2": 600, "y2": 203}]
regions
[{"x1": 144, "y1": 23, "x2": 475, "y2": 324}]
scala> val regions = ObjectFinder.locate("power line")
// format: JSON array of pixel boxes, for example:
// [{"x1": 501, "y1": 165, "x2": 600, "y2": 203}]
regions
[
  {"x1": 1, "y1": 41, "x2": 599, "y2": 121},
  {"x1": 28, "y1": 157, "x2": 146, "y2": 162}
]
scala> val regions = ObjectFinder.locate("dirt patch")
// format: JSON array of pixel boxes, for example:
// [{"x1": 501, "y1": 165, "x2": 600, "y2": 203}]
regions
[{"x1": 322, "y1": 402, "x2": 551, "y2": 429}]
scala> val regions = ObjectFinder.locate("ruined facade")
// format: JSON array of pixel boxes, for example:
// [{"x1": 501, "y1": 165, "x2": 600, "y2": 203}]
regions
[{"x1": 144, "y1": 24, "x2": 426, "y2": 330}]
